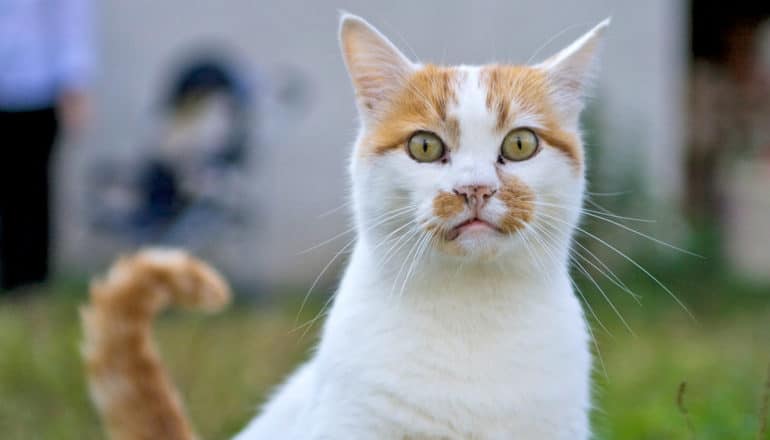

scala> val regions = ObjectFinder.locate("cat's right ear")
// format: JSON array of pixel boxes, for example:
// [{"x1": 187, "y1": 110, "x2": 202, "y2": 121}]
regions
[
  {"x1": 339, "y1": 13, "x2": 415, "y2": 124},
  {"x1": 536, "y1": 19, "x2": 610, "y2": 126}
]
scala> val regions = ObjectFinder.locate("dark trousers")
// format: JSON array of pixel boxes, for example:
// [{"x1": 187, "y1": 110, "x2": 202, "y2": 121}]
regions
[{"x1": 0, "y1": 108, "x2": 58, "y2": 292}]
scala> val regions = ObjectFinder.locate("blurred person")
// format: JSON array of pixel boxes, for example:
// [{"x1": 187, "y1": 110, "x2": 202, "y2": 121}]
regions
[{"x1": 0, "y1": 0, "x2": 94, "y2": 292}]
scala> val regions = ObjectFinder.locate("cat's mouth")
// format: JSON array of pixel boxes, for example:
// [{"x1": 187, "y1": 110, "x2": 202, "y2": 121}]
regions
[{"x1": 446, "y1": 217, "x2": 501, "y2": 240}]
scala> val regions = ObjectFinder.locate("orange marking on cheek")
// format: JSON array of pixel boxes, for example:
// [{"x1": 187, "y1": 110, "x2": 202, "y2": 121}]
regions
[
  {"x1": 359, "y1": 65, "x2": 460, "y2": 158},
  {"x1": 481, "y1": 65, "x2": 583, "y2": 170},
  {"x1": 433, "y1": 191, "x2": 465, "y2": 220},
  {"x1": 497, "y1": 174, "x2": 535, "y2": 234}
]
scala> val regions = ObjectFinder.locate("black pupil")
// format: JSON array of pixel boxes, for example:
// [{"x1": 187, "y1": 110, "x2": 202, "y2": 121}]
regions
[
  {"x1": 517, "y1": 137, "x2": 523, "y2": 150},
  {"x1": 422, "y1": 138, "x2": 429, "y2": 153}
]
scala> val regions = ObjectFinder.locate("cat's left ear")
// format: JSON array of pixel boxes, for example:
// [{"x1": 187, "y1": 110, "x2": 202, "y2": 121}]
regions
[
  {"x1": 537, "y1": 18, "x2": 610, "y2": 125},
  {"x1": 339, "y1": 13, "x2": 415, "y2": 125}
]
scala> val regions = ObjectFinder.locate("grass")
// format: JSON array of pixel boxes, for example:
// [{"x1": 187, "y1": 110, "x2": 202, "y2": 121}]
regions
[{"x1": 0, "y1": 270, "x2": 768, "y2": 439}]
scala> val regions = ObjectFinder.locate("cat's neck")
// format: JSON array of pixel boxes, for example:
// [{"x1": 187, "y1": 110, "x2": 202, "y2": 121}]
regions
[{"x1": 345, "y1": 232, "x2": 571, "y2": 304}]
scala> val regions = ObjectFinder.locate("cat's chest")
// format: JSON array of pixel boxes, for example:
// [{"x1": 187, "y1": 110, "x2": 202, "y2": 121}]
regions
[
  {"x1": 371, "y1": 295, "x2": 585, "y2": 391},
  {"x1": 321, "y1": 279, "x2": 587, "y2": 387},
  {"x1": 314, "y1": 283, "x2": 590, "y2": 438}
]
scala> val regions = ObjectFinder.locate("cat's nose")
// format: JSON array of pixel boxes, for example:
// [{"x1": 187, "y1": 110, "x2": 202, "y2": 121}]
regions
[{"x1": 453, "y1": 185, "x2": 497, "y2": 210}]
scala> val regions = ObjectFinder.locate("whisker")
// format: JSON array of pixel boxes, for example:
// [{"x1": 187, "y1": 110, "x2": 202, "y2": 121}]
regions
[
  {"x1": 571, "y1": 239, "x2": 636, "y2": 297},
  {"x1": 526, "y1": 219, "x2": 612, "y2": 377},
  {"x1": 293, "y1": 289, "x2": 336, "y2": 338},
  {"x1": 571, "y1": 254, "x2": 636, "y2": 336},
  {"x1": 317, "y1": 199, "x2": 354, "y2": 218},
  {"x1": 390, "y1": 229, "x2": 426, "y2": 298},
  {"x1": 398, "y1": 229, "x2": 434, "y2": 298},
  {"x1": 380, "y1": 224, "x2": 423, "y2": 269},
  {"x1": 519, "y1": 223, "x2": 553, "y2": 284},
  {"x1": 373, "y1": 219, "x2": 419, "y2": 251},
  {"x1": 532, "y1": 200, "x2": 656, "y2": 224},
  {"x1": 580, "y1": 211, "x2": 703, "y2": 258},
  {"x1": 317, "y1": 194, "x2": 411, "y2": 219},
  {"x1": 537, "y1": 216, "x2": 641, "y2": 303},
  {"x1": 521, "y1": 221, "x2": 562, "y2": 290},
  {"x1": 573, "y1": 248, "x2": 642, "y2": 304},
  {"x1": 583, "y1": 197, "x2": 616, "y2": 214},
  {"x1": 537, "y1": 211, "x2": 695, "y2": 320},
  {"x1": 568, "y1": 276, "x2": 610, "y2": 380},
  {"x1": 295, "y1": 236, "x2": 357, "y2": 324},
  {"x1": 530, "y1": 220, "x2": 633, "y2": 335},
  {"x1": 581, "y1": 209, "x2": 655, "y2": 224},
  {"x1": 296, "y1": 204, "x2": 422, "y2": 327},
  {"x1": 585, "y1": 190, "x2": 633, "y2": 197},
  {"x1": 299, "y1": 205, "x2": 415, "y2": 254},
  {"x1": 569, "y1": 275, "x2": 612, "y2": 337}
]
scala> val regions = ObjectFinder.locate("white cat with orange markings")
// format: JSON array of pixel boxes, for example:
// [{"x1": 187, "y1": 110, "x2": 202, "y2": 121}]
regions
[{"x1": 83, "y1": 13, "x2": 610, "y2": 440}]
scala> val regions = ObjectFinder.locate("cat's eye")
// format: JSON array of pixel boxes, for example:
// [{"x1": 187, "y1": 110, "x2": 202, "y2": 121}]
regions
[
  {"x1": 407, "y1": 131, "x2": 445, "y2": 163},
  {"x1": 500, "y1": 128, "x2": 539, "y2": 162}
]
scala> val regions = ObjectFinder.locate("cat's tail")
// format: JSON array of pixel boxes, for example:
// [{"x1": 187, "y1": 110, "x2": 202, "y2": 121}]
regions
[{"x1": 80, "y1": 248, "x2": 231, "y2": 440}]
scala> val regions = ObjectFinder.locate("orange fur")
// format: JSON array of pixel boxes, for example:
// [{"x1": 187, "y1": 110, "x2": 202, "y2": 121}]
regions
[
  {"x1": 481, "y1": 65, "x2": 582, "y2": 168},
  {"x1": 80, "y1": 249, "x2": 230, "y2": 440},
  {"x1": 340, "y1": 16, "x2": 413, "y2": 115},
  {"x1": 432, "y1": 190, "x2": 465, "y2": 220},
  {"x1": 497, "y1": 173, "x2": 536, "y2": 233},
  {"x1": 361, "y1": 65, "x2": 461, "y2": 157},
  {"x1": 357, "y1": 63, "x2": 582, "y2": 169}
]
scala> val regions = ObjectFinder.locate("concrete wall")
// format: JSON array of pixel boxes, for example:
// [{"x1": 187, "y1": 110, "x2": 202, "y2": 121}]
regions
[{"x1": 57, "y1": 0, "x2": 688, "y2": 288}]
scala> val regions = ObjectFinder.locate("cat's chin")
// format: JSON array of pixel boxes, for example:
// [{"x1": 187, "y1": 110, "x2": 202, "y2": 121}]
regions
[{"x1": 434, "y1": 227, "x2": 507, "y2": 260}]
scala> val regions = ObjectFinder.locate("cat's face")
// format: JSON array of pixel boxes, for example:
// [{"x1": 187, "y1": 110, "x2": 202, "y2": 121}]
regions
[{"x1": 341, "y1": 14, "x2": 607, "y2": 264}]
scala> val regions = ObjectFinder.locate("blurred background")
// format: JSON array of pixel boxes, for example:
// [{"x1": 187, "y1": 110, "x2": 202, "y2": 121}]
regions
[{"x1": 0, "y1": 0, "x2": 768, "y2": 439}]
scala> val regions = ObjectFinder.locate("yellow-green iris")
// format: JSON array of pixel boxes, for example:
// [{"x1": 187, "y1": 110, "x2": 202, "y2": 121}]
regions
[
  {"x1": 407, "y1": 132, "x2": 445, "y2": 163},
  {"x1": 501, "y1": 128, "x2": 539, "y2": 161}
]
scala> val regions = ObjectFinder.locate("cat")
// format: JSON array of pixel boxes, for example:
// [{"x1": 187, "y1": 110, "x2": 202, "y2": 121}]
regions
[{"x1": 82, "y1": 12, "x2": 610, "y2": 440}]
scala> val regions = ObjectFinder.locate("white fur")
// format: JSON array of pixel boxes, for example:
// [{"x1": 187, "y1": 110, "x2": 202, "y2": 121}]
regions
[{"x1": 235, "y1": 14, "x2": 606, "y2": 440}]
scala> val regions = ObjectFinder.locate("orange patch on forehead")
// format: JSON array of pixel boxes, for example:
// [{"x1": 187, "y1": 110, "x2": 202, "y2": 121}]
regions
[
  {"x1": 432, "y1": 190, "x2": 465, "y2": 220},
  {"x1": 481, "y1": 65, "x2": 583, "y2": 168},
  {"x1": 360, "y1": 65, "x2": 461, "y2": 157},
  {"x1": 497, "y1": 173, "x2": 535, "y2": 234}
]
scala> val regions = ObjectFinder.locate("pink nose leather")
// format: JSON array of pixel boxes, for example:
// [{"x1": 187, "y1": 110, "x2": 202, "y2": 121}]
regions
[{"x1": 453, "y1": 185, "x2": 496, "y2": 211}]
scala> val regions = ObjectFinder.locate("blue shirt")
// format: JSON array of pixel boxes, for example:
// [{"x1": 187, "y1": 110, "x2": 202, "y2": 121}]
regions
[{"x1": 0, "y1": 0, "x2": 93, "y2": 110}]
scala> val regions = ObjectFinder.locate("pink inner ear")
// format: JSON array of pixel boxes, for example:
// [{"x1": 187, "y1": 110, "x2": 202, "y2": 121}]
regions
[
  {"x1": 537, "y1": 20, "x2": 609, "y2": 119},
  {"x1": 340, "y1": 15, "x2": 413, "y2": 118}
]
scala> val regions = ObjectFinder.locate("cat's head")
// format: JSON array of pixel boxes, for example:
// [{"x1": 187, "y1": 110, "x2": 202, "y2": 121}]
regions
[{"x1": 340, "y1": 14, "x2": 608, "y2": 267}]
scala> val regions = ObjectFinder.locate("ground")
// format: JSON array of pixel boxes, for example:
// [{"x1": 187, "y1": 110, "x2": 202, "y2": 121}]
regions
[{"x1": 0, "y1": 271, "x2": 768, "y2": 439}]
